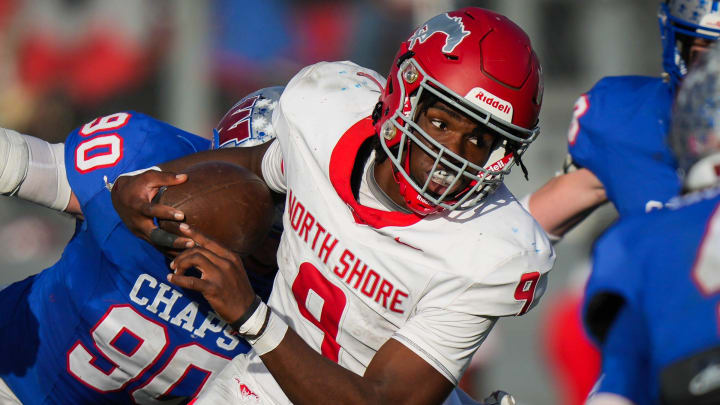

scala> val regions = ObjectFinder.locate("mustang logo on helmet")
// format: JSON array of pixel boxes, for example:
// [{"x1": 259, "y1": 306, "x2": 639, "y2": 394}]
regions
[{"x1": 407, "y1": 13, "x2": 470, "y2": 53}]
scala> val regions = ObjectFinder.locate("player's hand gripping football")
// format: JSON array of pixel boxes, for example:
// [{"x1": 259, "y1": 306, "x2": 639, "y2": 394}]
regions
[
  {"x1": 110, "y1": 169, "x2": 194, "y2": 249},
  {"x1": 166, "y1": 225, "x2": 256, "y2": 324}
]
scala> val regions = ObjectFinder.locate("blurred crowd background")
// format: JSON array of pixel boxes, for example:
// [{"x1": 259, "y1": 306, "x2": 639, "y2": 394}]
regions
[{"x1": 0, "y1": 0, "x2": 663, "y2": 404}]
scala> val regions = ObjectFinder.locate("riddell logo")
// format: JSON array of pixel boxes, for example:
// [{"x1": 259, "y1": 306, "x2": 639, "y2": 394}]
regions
[
  {"x1": 487, "y1": 153, "x2": 513, "y2": 172},
  {"x1": 466, "y1": 88, "x2": 514, "y2": 122},
  {"x1": 488, "y1": 160, "x2": 506, "y2": 172}
]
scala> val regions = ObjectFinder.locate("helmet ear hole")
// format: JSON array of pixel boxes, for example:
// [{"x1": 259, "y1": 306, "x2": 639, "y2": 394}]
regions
[
  {"x1": 675, "y1": 31, "x2": 695, "y2": 65},
  {"x1": 396, "y1": 50, "x2": 415, "y2": 68},
  {"x1": 372, "y1": 102, "x2": 384, "y2": 125}
]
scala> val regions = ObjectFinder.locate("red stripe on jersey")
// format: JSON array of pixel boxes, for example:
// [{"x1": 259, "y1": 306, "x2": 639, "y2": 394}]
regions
[{"x1": 328, "y1": 117, "x2": 422, "y2": 229}]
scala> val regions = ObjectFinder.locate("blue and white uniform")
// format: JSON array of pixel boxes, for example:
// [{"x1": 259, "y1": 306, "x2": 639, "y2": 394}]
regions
[
  {"x1": 583, "y1": 188, "x2": 720, "y2": 405},
  {"x1": 568, "y1": 76, "x2": 681, "y2": 215},
  {"x1": 576, "y1": 3, "x2": 720, "y2": 404},
  {"x1": 0, "y1": 112, "x2": 272, "y2": 404},
  {"x1": 568, "y1": 76, "x2": 681, "y2": 404}
]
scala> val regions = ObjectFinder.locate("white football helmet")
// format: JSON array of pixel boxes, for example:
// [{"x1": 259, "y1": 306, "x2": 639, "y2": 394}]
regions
[
  {"x1": 213, "y1": 86, "x2": 284, "y2": 149},
  {"x1": 670, "y1": 41, "x2": 720, "y2": 191}
]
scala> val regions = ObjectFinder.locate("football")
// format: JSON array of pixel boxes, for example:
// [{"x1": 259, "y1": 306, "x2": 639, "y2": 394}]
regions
[{"x1": 155, "y1": 161, "x2": 275, "y2": 256}]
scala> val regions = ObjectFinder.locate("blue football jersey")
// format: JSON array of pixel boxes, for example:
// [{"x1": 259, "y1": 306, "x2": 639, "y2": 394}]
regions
[
  {"x1": 0, "y1": 112, "x2": 271, "y2": 404},
  {"x1": 583, "y1": 188, "x2": 720, "y2": 404},
  {"x1": 568, "y1": 76, "x2": 681, "y2": 216}
]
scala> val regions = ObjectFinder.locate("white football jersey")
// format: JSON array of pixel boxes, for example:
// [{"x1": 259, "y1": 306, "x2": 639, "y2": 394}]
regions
[{"x1": 197, "y1": 61, "x2": 555, "y2": 404}]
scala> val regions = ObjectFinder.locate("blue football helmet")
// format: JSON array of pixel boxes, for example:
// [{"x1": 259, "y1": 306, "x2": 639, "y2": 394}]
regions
[{"x1": 659, "y1": 0, "x2": 720, "y2": 86}]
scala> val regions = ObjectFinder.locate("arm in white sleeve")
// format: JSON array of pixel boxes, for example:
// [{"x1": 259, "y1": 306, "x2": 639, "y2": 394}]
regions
[
  {"x1": 0, "y1": 128, "x2": 29, "y2": 195},
  {"x1": 260, "y1": 139, "x2": 286, "y2": 194},
  {"x1": 0, "y1": 128, "x2": 72, "y2": 211}
]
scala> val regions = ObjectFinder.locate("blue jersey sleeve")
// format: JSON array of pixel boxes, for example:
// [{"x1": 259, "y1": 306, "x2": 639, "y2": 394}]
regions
[
  {"x1": 0, "y1": 114, "x2": 263, "y2": 404},
  {"x1": 594, "y1": 305, "x2": 652, "y2": 405},
  {"x1": 64, "y1": 112, "x2": 210, "y2": 262},
  {"x1": 568, "y1": 76, "x2": 681, "y2": 216},
  {"x1": 583, "y1": 214, "x2": 648, "y2": 345}
]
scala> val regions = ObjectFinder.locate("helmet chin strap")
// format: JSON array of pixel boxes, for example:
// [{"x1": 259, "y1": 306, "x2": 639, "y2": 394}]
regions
[
  {"x1": 394, "y1": 139, "x2": 442, "y2": 216},
  {"x1": 484, "y1": 140, "x2": 508, "y2": 169},
  {"x1": 392, "y1": 167, "x2": 435, "y2": 215},
  {"x1": 392, "y1": 134, "x2": 518, "y2": 214},
  {"x1": 481, "y1": 138, "x2": 520, "y2": 181}
]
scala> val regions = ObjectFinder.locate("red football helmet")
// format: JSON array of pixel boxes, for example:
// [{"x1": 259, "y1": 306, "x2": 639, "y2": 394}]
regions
[{"x1": 373, "y1": 7, "x2": 543, "y2": 215}]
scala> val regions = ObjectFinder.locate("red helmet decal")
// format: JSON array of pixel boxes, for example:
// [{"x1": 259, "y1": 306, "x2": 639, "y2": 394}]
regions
[
  {"x1": 215, "y1": 95, "x2": 260, "y2": 148},
  {"x1": 213, "y1": 86, "x2": 283, "y2": 150}
]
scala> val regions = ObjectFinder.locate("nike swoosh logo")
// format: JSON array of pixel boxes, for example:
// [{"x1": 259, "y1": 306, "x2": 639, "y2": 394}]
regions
[{"x1": 394, "y1": 237, "x2": 423, "y2": 251}]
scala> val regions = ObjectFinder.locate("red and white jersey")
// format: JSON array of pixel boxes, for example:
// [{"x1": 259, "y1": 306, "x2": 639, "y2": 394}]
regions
[
  {"x1": 195, "y1": 62, "x2": 555, "y2": 403},
  {"x1": 260, "y1": 60, "x2": 555, "y2": 384}
]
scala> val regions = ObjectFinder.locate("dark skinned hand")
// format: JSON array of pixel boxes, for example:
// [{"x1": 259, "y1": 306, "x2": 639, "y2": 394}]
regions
[
  {"x1": 110, "y1": 169, "x2": 194, "y2": 249},
  {"x1": 167, "y1": 224, "x2": 256, "y2": 324}
]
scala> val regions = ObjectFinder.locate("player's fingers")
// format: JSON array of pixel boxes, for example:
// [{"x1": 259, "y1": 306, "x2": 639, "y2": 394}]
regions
[
  {"x1": 131, "y1": 219, "x2": 163, "y2": 243},
  {"x1": 138, "y1": 201, "x2": 184, "y2": 222},
  {"x1": 178, "y1": 225, "x2": 236, "y2": 262},
  {"x1": 150, "y1": 228, "x2": 180, "y2": 248},
  {"x1": 143, "y1": 174, "x2": 187, "y2": 215},
  {"x1": 171, "y1": 247, "x2": 224, "y2": 278},
  {"x1": 156, "y1": 221, "x2": 195, "y2": 249},
  {"x1": 142, "y1": 171, "x2": 188, "y2": 188},
  {"x1": 166, "y1": 272, "x2": 210, "y2": 293}
]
